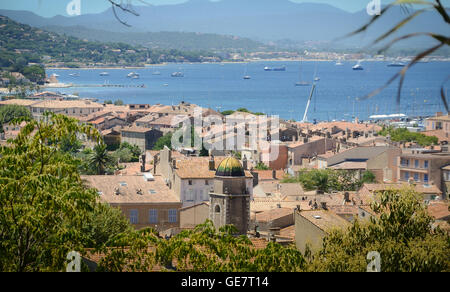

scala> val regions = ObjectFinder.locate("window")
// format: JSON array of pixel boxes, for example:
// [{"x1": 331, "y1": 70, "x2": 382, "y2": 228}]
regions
[
  {"x1": 215, "y1": 205, "x2": 221, "y2": 213},
  {"x1": 205, "y1": 180, "x2": 209, "y2": 186},
  {"x1": 119, "y1": 182, "x2": 128, "y2": 187},
  {"x1": 186, "y1": 190, "x2": 194, "y2": 202},
  {"x1": 149, "y1": 209, "x2": 158, "y2": 224},
  {"x1": 404, "y1": 171, "x2": 410, "y2": 181},
  {"x1": 424, "y1": 174, "x2": 429, "y2": 183},
  {"x1": 414, "y1": 173, "x2": 419, "y2": 182},
  {"x1": 129, "y1": 210, "x2": 138, "y2": 224},
  {"x1": 168, "y1": 209, "x2": 177, "y2": 223},
  {"x1": 415, "y1": 160, "x2": 419, "y2": 168},
  {"x1": 424, "y1": 160, "x2": 429, "y2": 169},
  {"x1": 188, "y1": 180, "x2": 193, "y2": 186}
]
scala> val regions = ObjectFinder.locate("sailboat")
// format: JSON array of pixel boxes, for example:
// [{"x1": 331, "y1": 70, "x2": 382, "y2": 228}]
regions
[
  {"x1": 352, "y1": 60, "x2": 364, "y2": 70},
  {"x1": 335, "y1": 58, "x2": 344, "y2": 66},
  {"x1": 243, "y1": 63, "x2": 251, "y2": 80},
  {"x1": 295, "y1": 59, "x2": 309, "y2": 86},
  {"x1": 313, "y1": 63, "x2": 320, "y2": 82}
]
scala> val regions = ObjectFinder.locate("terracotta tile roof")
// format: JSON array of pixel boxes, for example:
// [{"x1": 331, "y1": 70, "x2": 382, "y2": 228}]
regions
[
  {"x1": 33, "y1": 100, "x2": 104, "y2": 109},
  {"x1": 362, "y1": 183, "x2": 442, "y2": 195},
  {"x1": 174, "y1": 157, "x2": 253, "y2": 179},
  {"x1": 249, "y1": 238, "x2": 269, "y2": 249},
  {"x1": 427, "y1": 202, "x2": 450, "y2": 220},
  {"x1": 82, "y1": 175, "x2": 181, "y2": 204},
  {"x1": 253, "y1": 170, "x2": 286, "y2": 180},
  {"x1": 279, "y1": 225, "x2": 295, "y2": 240},
  {"x1": 297, "y1": 210, "x2": 350, "y2": 232},
  {"x1": 255, "y1": 207, "x2": 294, "y2": 223},
  {"x1": 427, "y1": 115, "x2": 450, "y2": 122},
  {"x1": 121, "y1": 126, "x2": 154, "y2": 134},
  {"x1": 329, "y1": 161, "x2": 367, "y2": 170},
  {"x1": 422, "y1": 129, "x2": 449, "y2": 143}
]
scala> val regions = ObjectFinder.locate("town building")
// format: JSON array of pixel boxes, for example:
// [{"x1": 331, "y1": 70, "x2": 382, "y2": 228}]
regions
[
  {"x1": 294, "y1": 209, "x2": 350, "y2": 253},
  {"x1": 209, "y1": 157, "x2": 252, "y2": 235},
  {"x1": 397, "y1": 149, "x2": 450, "y2": 199},
  {"x1": 121, "y1": 126, "x2": 163, "y2": 152},
  {"x1": 158, "y1": 147, "x2": 254, "y2": 208},
  {"x1": 82, "y1": 174, "x2": 182, "y2": 231}
]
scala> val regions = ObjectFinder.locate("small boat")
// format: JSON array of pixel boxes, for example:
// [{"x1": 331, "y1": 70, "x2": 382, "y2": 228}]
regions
[
  {"x1": 387, "y1": 62, "x2": 406, "y2": 67},
  {"x1": 243, "y1": 76, "x2": 251, "y2": 80},
  {"x1": 171, "y1": 72, "x2": 184, "y2": 77},
  {"x1": 243, "y1": 63, "x2": 251, "y2": 79},
  {"x1": 273, "y1": 66, "x2": 286, "y2": 71},
  {"x1": 352, "y1": 61, "x2": 364, "y2": 70},
  {"x1": 132, "y1": 75, "x2": 140, "y2": 79},
  {"x1": 100, "y1": 72, "x2": 110, "y2": 76},
  {"x1": 51, "y1": 73, "x2": 60, "y2": 78},
  {"x1": 69, "y1": 73, "x2": 79, "y2": 77},
  {"x1": 314, "y1": 77, "x2": 320, "y2": 82},
  {"x1": 163, "y1": 83, "x2": 169, "y2": 86},
  {"x1": 264, "y1": 66, "x2": 273, "y2": 71},
  {"x1": 295, "y1": 81, "x2": 310, "y2": 86},
  {"x1": 335, "y1": 59, "x2": 344, "y2": 66},
  {"x1": 127, "y1": 72, "x2": 139, "y2": 78}
]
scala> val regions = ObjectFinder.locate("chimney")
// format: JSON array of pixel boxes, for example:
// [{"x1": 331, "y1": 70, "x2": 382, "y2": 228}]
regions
[
  {"x1": 209, "y1": 155, "x2": 215, "y2": 171},
  {"x1": 242, "y1": 155, "x2": 248, "y2": 170},
  {"x1": 140, "y1": 154, "x2": 146, "y2": 173}
]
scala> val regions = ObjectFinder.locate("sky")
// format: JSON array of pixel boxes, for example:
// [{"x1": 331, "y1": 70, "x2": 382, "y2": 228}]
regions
[{"x1": 0, "y1": 0, "x2": 447, "y2": 17}]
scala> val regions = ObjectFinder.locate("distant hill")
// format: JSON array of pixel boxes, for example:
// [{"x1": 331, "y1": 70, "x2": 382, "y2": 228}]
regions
[
  {"x1": 0, "y1": 0, "x2": 447, "y2": 48},
  {"x1": 42, "y1": 25, "x2": 269, "y2": 52},
  {"x1": 0, "y1": 15, "x2": 223, "y2": 69}
]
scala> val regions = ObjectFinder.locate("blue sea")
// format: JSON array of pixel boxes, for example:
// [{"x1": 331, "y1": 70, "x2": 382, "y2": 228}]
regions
[{"x1": 46, "y1": 61, "x2": 450, "y2": 122}]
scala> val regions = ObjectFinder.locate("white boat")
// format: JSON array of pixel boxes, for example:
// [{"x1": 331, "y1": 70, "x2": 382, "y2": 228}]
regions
[
  {"x1": 51, "y1": 73, "x2": 60, "y2": 78},
  {"x1": 335, "y1": 60, "x2": 344, "y2": 66},
  {"x1": 352, "y1": 61, "x2": 364, "y2": 70},
  {"x1": 243, "y1": 63, "x2": 251, "y2": 80},
  {"x1": 100, "y1": 72, "x2": 110, "y2": 76},
  {"x1": 387, "y1": 62, "x2": 406, "y2": 67},
  {"x1": 69, "y1": 73, "x2": 79, "y2": 77},
  {"x1": 171, "y1": 72, "x2": 184, "y2": 77},
  {"x1": 132, "y1": 75, "x2": 140, "y2": 79},
  {"x1": 127, "y1": 72, "x2": 139, "y2": 78}
]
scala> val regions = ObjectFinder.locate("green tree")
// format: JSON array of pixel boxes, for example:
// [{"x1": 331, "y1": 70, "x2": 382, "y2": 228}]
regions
[
  {"x1": 0, "y1": 104, "x2": 32, "y2": 133},
  {"x1": 88, "y1": 143, "x2": 115, "y2": 175},
  {"x1": 153, "y1": 132, "x2": 173, "y2": 150},
  {"x1": 308, "y1": 188, "x2": 450, "y2": 272},
  {"x1": 0, "y1": 113, "x2": 104, "y2": 271}
]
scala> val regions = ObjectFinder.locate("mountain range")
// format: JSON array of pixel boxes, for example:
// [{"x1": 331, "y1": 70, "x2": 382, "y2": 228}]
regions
[{"x1": 0, "y1": 0, "x2": 447, "y2": 49}]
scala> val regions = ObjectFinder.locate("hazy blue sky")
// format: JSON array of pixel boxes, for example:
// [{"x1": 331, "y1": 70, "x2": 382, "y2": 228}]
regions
[{"x1": 0, "y1": 0, "x2": 447, "y2": 17}]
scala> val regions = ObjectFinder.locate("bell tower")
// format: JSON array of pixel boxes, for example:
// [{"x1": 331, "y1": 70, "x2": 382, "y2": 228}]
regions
[{"x1": 209, "y1": 157, "x2": 251, "y2": 235}]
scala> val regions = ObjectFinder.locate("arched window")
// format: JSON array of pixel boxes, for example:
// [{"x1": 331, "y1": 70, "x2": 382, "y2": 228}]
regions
[{"x1": 215, "y1": 205, "x2": 221, "y2": 213}]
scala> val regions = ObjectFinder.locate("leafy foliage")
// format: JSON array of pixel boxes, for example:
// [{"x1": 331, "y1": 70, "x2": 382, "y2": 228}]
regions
[
  {"x1": 0, "y1": 113, "x2": 128, "y2": 271},
  {"x1": 0, "y1": 104, "x2": 32, "y2": 133},
  {"x1": 282, "y1": 169, "x2": 377, "y2": 192},
  {"x1": 308, "y1": 188, "x2": 450, "y2": 272},
  {"x1": 379, "y1": 126, "x2": 439, "y2": 146}
]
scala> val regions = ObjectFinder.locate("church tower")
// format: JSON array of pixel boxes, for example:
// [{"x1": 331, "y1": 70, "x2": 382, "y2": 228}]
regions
[{"x1": 209, "y1": 157, "x2": 251, "y2": 235}]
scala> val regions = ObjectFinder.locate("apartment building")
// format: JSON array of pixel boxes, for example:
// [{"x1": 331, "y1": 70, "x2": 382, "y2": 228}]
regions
[
  {"x1": 397, "y1": 150, "x2": 450, "y2": 199},
  {"x1": 82, "y1": 174, "x2": 182, "y2": 230}
]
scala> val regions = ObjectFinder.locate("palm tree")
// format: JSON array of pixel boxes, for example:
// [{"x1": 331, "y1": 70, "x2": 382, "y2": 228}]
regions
[{"x1": 89, "y1": 144, "x2": 112, "y2": 175}]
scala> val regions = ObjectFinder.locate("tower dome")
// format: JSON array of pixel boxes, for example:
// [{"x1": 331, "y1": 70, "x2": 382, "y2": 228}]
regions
[{"x1": 215, "y1": 157, "x2": 245, "y2": 177}]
